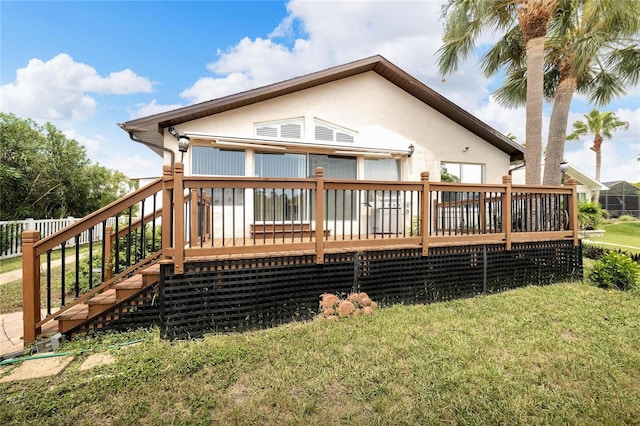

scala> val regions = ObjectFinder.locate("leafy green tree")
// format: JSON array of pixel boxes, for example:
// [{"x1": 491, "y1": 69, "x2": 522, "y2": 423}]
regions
[
  {"x1": 567, "y1": 109, "x2": 629, "y2": 202},
  {"x1": 0, "y1": 113, "x2": 133, "y2": 220},
  {"x1": 438, "y1": 0, "x2": 559, "y2": 185}
]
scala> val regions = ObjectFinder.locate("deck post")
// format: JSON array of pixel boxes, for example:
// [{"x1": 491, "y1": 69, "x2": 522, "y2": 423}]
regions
[
  {"x1": 566, "y1": 178, "x2": 579, "y2": 246},
  {"x1": 190, "y1": 188, "x2": 198, "y2": 247},
  {"x1": 502, "y1": 175, "x2": 512, "y2": 250},
  {"x1": 421, "y1": 172, "x2": 430, "y2": 256},
  {"x1": 105, "y1": 226, "x2": 113, "y2": 280},
  {"x1": 161, "y1": 165, "x2": 173, "y2": 259},
  {"x1": 21, "y1": 230, "x2": 41, "y2": 345},
  {"x1": 173, "y1": 162, "x2": 185, "y2": 274},
  {"x1": 315, "y1": 167, "x2": 325, "y2": 264}
]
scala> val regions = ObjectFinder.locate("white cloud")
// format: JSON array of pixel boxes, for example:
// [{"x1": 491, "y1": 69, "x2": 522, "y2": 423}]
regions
[
  {"x1": 128, "y1": 99, "x2": 184, "y2": 119},
  {"x1": 180, "y1": 1, "x2": 465, "y2": 104},
  {"x1": 105, "y1": 154, "x2": 162, "y2": 179},
  {"x1": 0, "y1": 53, "x2": 153, "y2": 121},
  {"x1": 62, "y1": 129, "x2": 104, "y2": 159}
]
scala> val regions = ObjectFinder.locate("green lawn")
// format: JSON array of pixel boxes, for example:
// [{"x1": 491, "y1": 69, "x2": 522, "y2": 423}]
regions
[
  {"x1": 587, "y1": 221, "x2": 640, "y2": 254},
  {"x1": 2, "y1": 282, "x2": 639, "y2": 425}
]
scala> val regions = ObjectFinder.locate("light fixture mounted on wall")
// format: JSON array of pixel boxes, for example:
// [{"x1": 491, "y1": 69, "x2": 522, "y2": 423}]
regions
[
  {"x1": 463, "y1": 146, "x2": 469, "y2": 153},
  {"x1": 408, "y1": 144, "x2": 415, "y2": 157}
]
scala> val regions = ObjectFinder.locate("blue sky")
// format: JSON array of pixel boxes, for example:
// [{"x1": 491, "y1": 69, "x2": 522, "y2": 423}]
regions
[{"x1": 2, "y1": 1, "x2": 639, "y2": 182}]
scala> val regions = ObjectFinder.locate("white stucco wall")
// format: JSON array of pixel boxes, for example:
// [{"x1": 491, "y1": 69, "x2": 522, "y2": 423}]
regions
[{"x1": 164, "y1": 71, "x2": 512, "y2": 183}]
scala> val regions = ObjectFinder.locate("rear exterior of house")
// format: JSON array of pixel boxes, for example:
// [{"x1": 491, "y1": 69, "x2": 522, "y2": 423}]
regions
[{"x1": 18, "y1": 56, "x2": 582, "y2": 347}]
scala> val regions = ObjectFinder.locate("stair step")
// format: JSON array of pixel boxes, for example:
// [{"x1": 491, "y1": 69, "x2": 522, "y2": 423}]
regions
[
  {"x1": 87, "y1": 289, "x2": 117, "y2": 317},
  {"x1": 141, "y1": 264, "x2": 160, "y2": 285},
  {"x1": 87, "y1": 289, "x2": 116, "y2": 305},
  {"x1": 56, "y1": 304, "x2": 89, "y2": 333},
  {"x1": 113, "y1": 276, "x2": 144, "y2": 301},
  {"x1": 113, "y1": 276, "x2": 143, "y2": 290},
  {"x1": 56, "y1": 304, "x2": 88, "y2": 320}
]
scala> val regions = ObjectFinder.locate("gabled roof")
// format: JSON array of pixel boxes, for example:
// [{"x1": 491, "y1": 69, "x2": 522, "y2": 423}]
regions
[
  {"x1": 567, "y1": 164, "x2": 609, "y2": 191},
  {"x1": 119, "y1": 55, "x2": 525, "y2": 161},
  {"x1": 601, "y1": 180, "x2": 640, "y2": 194}
]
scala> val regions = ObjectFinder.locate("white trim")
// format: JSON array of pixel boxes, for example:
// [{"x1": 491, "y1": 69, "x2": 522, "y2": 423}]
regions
[{"x1": 184, "y1": 131, "x2": 412, "y2": 156}]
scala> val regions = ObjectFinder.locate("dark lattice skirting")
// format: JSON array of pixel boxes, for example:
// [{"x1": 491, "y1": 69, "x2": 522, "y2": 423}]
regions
[{"x1": 160, "y1": 241, "x2": 582, "y2": 340}]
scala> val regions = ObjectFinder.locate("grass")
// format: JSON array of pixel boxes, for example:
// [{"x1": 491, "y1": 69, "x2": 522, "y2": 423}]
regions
[
  {"x1": 0, "y1": 264, "x2": 81, "y2": 313},
  {"x1": 587, "y1": 221, "x2": 640, "y2": 254},
  {"x1": 1, "y1": 282, "x2": 639, "y2": 425}
]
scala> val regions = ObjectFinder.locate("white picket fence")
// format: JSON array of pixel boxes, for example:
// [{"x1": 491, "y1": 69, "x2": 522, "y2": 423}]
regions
[{"x1": 0, "y1": 217, "x2": 118, "y2": 260}]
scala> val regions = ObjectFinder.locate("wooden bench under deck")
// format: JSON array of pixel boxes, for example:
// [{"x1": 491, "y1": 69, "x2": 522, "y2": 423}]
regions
[{"x1": 249, "y1": 223, "x2": 330, "y2": 240}]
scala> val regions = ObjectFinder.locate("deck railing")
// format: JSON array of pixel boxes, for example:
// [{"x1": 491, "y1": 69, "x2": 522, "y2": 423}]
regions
[
  {"x1": 173, "y1": 164, "x2": 579, "y2": 271},
  {"x1": 21, "y1": 162, "x2": 579, "y2": 344}
]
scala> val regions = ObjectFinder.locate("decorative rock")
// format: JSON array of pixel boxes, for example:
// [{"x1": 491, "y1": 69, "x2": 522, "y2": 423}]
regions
[{"x1": 338, "y1": 300, "x2": 356, "y2": 316}]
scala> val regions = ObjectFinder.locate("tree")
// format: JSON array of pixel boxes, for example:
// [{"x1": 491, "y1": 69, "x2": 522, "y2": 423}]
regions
[
  {"x1": 438, "y1": 0, "x2": 559, "y2": 185},
  {"x1": 566, "y1": 108, "x2": 629, "y2": 202},
  {"x1": 485, "y1": 0, "x2": 640, "y2": 184},
  {"x1": 0, "y1": 113, "x2": 133, "y2": 220}
]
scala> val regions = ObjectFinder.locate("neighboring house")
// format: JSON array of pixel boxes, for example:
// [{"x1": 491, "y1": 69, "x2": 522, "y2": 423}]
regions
[
  {"x1": 600, "y1": 181, "x2": 640, "y2": 217},
  {"x1": 120, "y1": 55, "x2": 523, "y2": 186},
  {"x1": 510, "y1": 163, "x2": 608, "y2": 203}
]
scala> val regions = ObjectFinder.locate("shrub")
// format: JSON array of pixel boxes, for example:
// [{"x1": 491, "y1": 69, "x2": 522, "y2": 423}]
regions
[
  {"x1": 588, "y1": 251, "x2": 640, "y2": 291},
  {"x1": 617, "y1": 215, "x2": 637, "y2": 222},
  {"x1": 578, "y1": 202, "x2": 604, "y2": 230}
]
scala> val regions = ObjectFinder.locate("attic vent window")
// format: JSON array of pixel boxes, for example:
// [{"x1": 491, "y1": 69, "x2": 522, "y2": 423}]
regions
[
  {"x1": 315, "y1": 126, "x2": 334, "y2": 141},
  {"x1": 254, "y1": 118, "x2": 303, "y2": 140},
  {"x1": 256, "y1": 126, "x2": 278, "y2": 138},
  {"x1": 336, "y1": 132, "x2": 354, "y2": 143},
  {"x1": 314, "y1": 119, "x2": 356, "y2": 144}
]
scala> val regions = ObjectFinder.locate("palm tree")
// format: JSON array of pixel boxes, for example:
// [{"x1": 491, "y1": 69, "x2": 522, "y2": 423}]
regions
[
  {"x1": 437, "y1": 0, "x2": 559, "y2": 184},
  {"x1": 484, "y1": 0, "x2": 640, "y2": 184},
  {"x1": 566, "y1": 109, "x2": 629, "y2": 202}
]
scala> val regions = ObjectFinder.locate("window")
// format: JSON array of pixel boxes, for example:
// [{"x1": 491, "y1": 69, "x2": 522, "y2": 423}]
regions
[
  {"x1": 578, "y1": 192, "x2": 587, "y2": 202},
  {"x1": 192, "y1": 146, "x2": 245, "y2": 176},
  {"x1": 314, "y1": 119, "x2": 356, "y2": 144},
  {"x1": 255, "y1": 118, "x2": 303, "y2": 140},
  {"x1": 253, "y1": 153, "x2": 358, "y2": 221},
  {"x1": 364, "y1": 158, "x2": 400, "y2": 181},
  {"x1": 441, "y1": 162, "x2": 484, "y2": 183},
  {"x1": 192, "y1": 146, "x2": 245, "y2": 205}
]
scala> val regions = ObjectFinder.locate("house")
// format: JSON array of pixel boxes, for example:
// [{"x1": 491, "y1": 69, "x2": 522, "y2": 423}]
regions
[
  {"x1": 600, "y1": 181, "x2": 640, "y2": 217},
  {"x1": 511, "y1": 162, "x2": 608, "y2": 203},
  {"x1": 120, "y1": 55, "x2": 524, "y2": 185},
  {"x1": 19, "y1": 57, "x2": 582, "y2": 347}
]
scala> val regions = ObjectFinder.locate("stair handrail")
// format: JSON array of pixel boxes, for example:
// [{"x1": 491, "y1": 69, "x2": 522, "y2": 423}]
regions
[{"x1": 33, "y1": 178, "x2": 165, "y2": 256}]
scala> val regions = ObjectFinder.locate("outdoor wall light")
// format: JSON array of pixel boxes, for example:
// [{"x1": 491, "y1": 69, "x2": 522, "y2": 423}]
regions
[
  {"x1": 408, "y1": 144, "x2": 415, "y2": 157},
  {"x1": 178, "y1": 136, "x2": 190, "y2": 153},
  {"x1": 560, "y1": 160, "x2": 569, "y2": 174}
]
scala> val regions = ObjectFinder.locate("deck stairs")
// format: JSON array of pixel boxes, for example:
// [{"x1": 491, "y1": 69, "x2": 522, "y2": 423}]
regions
[{"x1": 54, "y1": 263, "x2": 161, "y2": 334}]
